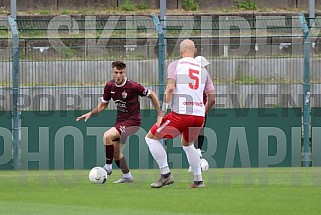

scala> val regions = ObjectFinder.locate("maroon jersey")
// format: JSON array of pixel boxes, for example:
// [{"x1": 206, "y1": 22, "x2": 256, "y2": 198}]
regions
[
  {"x1": 203, "y1": 92, "x2": 207, "y2": 105},
  {"x1": 102, "y1": 78, "x2": 149, "y2": 122}
]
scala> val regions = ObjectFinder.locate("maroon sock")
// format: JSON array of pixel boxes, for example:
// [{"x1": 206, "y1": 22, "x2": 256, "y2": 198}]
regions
[
  {"x1": 105, "y1": 145, "x2": 114, "y2": 164},
  {"x1": 115, "y1": 156, "x2": 130, "y2": 174}
]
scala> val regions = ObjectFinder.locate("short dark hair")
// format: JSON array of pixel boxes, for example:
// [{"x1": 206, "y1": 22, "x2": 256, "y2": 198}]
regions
[{"x1": 112, "y1": 61, "x2": 126, "y2": 70}]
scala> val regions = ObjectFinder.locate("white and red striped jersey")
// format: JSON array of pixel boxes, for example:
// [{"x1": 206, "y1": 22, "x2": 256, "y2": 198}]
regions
[{"x1": 167, "y1": 57, "x2": 214, "y2": 117}]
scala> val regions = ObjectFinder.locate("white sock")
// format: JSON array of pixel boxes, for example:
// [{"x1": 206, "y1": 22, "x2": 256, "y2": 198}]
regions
[
  {"x1": 196, "y1": 148, "x2": 202, "y2": 158},
  {"x1": 104, "y1": 164, "x2": 112, "y2": 171},
  {"x1": 183, "y1": 145, "x2": 202, "y2": 181},
  {"x1": 123, "y1": 172, "x2": 132, "y2": 178},
  {"x1": 145, "y1": 137, "x2": 170, "y2": 175}
]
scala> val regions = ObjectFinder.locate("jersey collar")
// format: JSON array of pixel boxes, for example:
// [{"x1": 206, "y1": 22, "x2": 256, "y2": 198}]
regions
[{"x1": 115, "y1": 77, "x2": 127, "y2": 87}]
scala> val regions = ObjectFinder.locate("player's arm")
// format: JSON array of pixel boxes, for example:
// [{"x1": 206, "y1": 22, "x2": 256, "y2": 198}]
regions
[
  {"x1": 162, "y1": 60, "x2": 177, "y2": 114},
  {"x1": 157, "y1": 61, "x2": 177, "y2": 125},
  {"x1": 204, "y1": 72, "x2": 216, "y2": 114},
  {"x1": 205, "y1": 90, "x2": 215, "y2": 114},
  {"x1": 76, "y1": 101, "x2": 109, "y2": 122},
  {"x1": 159, "y1": 78, "x2": 175, "y2": 117},
  {"x1": 148, "y1": 90, "x2": 161, "y2": 116},
  {"x1": 164, "y1": 78, "x2": 175, "y2": 103}
]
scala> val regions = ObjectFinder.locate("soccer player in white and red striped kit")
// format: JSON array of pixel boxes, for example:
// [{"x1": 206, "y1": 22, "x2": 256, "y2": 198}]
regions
[{"x1": 145, "y1": 39, "x2": 216, "y2": 188}]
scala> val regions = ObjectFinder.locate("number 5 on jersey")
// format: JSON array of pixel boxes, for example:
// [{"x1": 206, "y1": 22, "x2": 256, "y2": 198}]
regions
[{"x1": 188, "y1": 69, "x2": 199, "y2": 90}]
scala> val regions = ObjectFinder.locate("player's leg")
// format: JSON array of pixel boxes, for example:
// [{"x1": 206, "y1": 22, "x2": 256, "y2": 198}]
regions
[
  {"x1": 188, "y1": 116, "x2": 206, "y2": 172},
  {"x1": 113, "y1": 141, "x2": 134, "y2": 183},
  {"x1": 145, "y1": 112, "x2": 180, "y2": 188},
  {"x1": 102, "y1": 127, "x2": 120, "y2": 175},
  {"x1": 194, "y1": 115, "x2": 207, "y2": 154},
  {"x1": 182, "y1": 116, "x2": 205, "y2": 188},
  {"x1": 188, "y1": 126, "x2": 204, "y2": 171},
  {"x1": 145, "y1": 131, "x2": 174, "y2": 188},
  {"x1": 113, "y1": 122, "x2": 139, "y2": 183}
]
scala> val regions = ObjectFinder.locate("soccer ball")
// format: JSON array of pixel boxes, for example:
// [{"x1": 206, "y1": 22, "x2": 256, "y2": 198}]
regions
[
  {"x1": 200, "y1": 158, "x2": 209, "y2": 172},
  {"x1": 88, "y1": 167, "x2": 107, "y2": 184}
]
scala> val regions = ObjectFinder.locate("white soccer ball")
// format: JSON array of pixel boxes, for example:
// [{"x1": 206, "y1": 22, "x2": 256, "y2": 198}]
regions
[
  {"x1": 88, "y1": 167, "x2": 107, "y2": 184},
  {"x1": 200, "y1": 158, "x2": 209, "y2": 172}
]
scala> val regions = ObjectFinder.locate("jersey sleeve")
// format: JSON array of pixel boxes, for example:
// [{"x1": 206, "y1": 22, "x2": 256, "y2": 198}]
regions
[
  {"x1": 101, "y1": 83, "x2": 111, "y2": 103},
  {"x1": 134, "y1": 82, "x2": 150, "y2": 97},
  {"x1": 203, "y1": 68, "x2": 215, "y2": 93},
  {"x1": 167, "y1": 60, "x2": 178, "y2": 80}
]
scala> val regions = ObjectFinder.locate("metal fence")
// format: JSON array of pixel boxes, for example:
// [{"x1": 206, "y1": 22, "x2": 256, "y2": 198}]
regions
[
  {"x1": 1, "y1": 14, "x2": 321, "y2": 170},
  {"x1": 163, "y1": 15, "x2": 321, "y2": 109},
  {"x1": 1, "y1": 14, "x2": 321, "y2": 112},
  {"x1": 1, "y1": 15, "x2": 161, "y2": 111}
]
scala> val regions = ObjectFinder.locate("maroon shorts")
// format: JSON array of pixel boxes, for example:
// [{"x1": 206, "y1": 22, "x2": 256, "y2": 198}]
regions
[
  {"x1": 150, "y1": 112, "x2": 205, "y2": 143},
  {"x1": 114, "y1": 119, "x2": 141, "y2": 144}
]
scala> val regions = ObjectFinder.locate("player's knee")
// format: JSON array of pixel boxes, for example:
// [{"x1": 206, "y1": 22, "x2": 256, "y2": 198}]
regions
[
  {"x1": 103, "y1": 133, "x2": 114, "y2": 145},
  {"x1": 145, "y1": 131, "x2": 154, "y2": 139},
  {"x1": 113, "y1": 152, "x2": 122, "y2": 160}
]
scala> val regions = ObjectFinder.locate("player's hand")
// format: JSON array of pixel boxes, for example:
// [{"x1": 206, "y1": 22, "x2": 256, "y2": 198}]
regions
[
  {"x1": 156, "y1": 116, "x2": 163, "y2": 127},
  {"x1": 156, "y1": 111, "x2": 166, "y2": 126},
  {"x1": 76, "y1": 112, "x2": 91, "y2": 122}
]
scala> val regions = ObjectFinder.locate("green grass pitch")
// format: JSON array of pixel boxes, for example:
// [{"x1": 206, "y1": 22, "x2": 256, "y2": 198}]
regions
[{"x1": 1, "y1": 167, "x2": 321, "y2": 215}]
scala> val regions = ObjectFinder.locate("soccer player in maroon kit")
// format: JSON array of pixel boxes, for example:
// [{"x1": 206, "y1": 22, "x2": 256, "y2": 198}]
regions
[{"x1": 77, "y1": 61, "x2": 161, "y2": 183}]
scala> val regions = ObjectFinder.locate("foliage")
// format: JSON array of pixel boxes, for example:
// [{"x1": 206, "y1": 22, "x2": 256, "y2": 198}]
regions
[
  {"x1": 120, "y1": 0, "x2": 136, "y2": 11},
  {"x1": 137, "y1": 2, "x2": 148, "y2": 10},
  {"x1": 235, "y1": 0, "x2": 257, "y2": 10},
  {"x1": 19, "y1": 30, "x2": 47, "y2": 38},
  {"x1": 60, "y1": 47, "x2": 76, "y2": 58},
  {"x1": 182, "y1": 0, "x2": 199, "y2": 11},
  {"x1": 0, "y1": 82, "x2": 10, "y2": 87},
  {"x1": 0, "y1": 27, "x2": 9, "y2": 38},
  {"x1": 0, "y1": 6, "x2": 8, "y2": 15},
  {"x1": 232, "y1": 75, "x2": 260, "y2": 84},
  {"x1": 37, "y1": 10, "x2": 50, "y2": 15},
  {"x1": 58, "y1": 9, "x2": 78, "y2": 15}
]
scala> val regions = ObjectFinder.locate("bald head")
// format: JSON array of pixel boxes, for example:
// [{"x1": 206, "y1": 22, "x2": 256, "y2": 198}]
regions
[{"x1": 180, "y1": 39, "x2": 196, "y2": 57}]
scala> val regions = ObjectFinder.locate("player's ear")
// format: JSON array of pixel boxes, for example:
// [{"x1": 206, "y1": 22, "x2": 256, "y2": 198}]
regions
[{"x1": 194, "y1": 48, "x2": 197, "y2": 55}]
